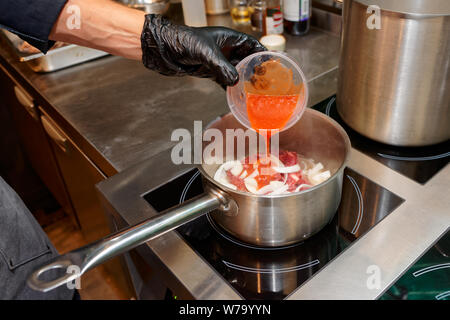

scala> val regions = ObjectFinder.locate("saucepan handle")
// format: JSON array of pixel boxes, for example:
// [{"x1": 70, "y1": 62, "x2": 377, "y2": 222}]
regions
[{"x1": 28, "y1": 191, "x2": 226, "y2": 292}]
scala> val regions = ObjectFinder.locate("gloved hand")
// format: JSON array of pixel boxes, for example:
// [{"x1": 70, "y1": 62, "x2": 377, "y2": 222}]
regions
[{"x1": 141, "y1": 14, "x2": 266, "y2": 87}]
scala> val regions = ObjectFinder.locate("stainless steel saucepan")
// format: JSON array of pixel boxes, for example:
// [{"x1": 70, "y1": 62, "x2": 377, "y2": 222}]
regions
[{"x1": 28, "y1": 108, "x2": 351, "y2": 292}]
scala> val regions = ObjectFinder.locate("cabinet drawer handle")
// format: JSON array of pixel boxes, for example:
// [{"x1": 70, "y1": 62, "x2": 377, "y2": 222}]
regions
[
  {"x1": 14, "y1": 86, "x2": 38, "y2": 121},
  {"x1": 41, "y1": 115, "x2": 68, "y2": 153}
]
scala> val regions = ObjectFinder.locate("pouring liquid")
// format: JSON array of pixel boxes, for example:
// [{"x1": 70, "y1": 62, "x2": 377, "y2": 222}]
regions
[
  {"x1": 244, "y1": 59, "x2": 303, "y2": 188},
  {"x1": 247, "y1": 92, "x2": 299, "y2": 147}
]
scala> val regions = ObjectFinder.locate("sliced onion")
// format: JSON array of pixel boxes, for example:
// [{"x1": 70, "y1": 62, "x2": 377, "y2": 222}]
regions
[
  {"x1": 270, "y1": 183, "x2": 290, "y2": 195},
  {"x1": 307, "y1": 162, "x2": 324, "y2": 177},
  {"x1": 239, "y1": 170, "x2": 248, "y2": 179},
  {"x1": 213, "y1": 164, "x2": 225, "y2": 181},
  {"x1": 257, "y1": 181, "x2": 288, "y2": 195},
  {"x1": 247, "y1": 170, "x2": 258, "y2": 179},
  {"x1": 294, "y1": 184, "x2": 312, "y2": 193},
  {"x1": 245, "y1": 178, "x2": 289, "y2": 195},
  {"x1": 244, "y1": 177, "x2": 258, "y2": 194},
  {"x1": 230, "y1": 161, "x2": 243, "y2": 176},
  {"x1": 310, "y1": 170, "x2": 331, "y2": 185},
  {"x1": 222, "y1": 160, "x2": 236, "y2": 170},
  {"x1": 256, "y1": 184, "x2": 275, "y2": 195},
  {"x1": 213, "y1": 163, "x2": 237, "y2": 190},
  {"x1": 300, "y1": 158, "x2": 315, "y2": 171},
  {"x1": 269, "y1": 180, "x2": 285, "y2": 189},
  {"x1": 272, "y1": 164, "x2": 301, "y2": 174},
  {"x1": 219, "y1": 181, "x2": 238, "y2": 190},
  {"x1": 282, "y1": 172, "x2": 288, "y2": 185},
  {"x1": 266, "y1": 181, "x2": 284, "y2": 193}
]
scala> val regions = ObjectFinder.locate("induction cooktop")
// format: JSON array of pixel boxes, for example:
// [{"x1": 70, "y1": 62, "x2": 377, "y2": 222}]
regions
[{"x1": 144, "y1": 166, "x2": 404, "y2": 299}]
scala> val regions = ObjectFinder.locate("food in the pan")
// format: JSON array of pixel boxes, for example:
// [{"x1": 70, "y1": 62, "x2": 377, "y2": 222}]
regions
[{"x1": 214, "y1": 150, "x2": 331, "y2": 195}]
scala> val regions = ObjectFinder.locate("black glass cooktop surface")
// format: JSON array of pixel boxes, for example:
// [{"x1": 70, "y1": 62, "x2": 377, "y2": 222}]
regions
[
  {"x1": 381, "y1": 229, "x2": 450, "y2": 300},
  {"x1": 144, "y1": 167, "x2": 404, "y2": 299},
  {"x1": 312, "y1": 96, "x2": 450, "y2": 184}
]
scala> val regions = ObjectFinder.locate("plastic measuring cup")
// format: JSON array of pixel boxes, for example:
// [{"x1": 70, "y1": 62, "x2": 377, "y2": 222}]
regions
[{"x1": 226, "y1": 51, "x2": 309, "y2": 132}]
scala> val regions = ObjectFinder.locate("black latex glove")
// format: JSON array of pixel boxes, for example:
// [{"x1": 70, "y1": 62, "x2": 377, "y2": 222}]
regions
[{"x1": 141, "y1": 14, "x2": 267, "y2": 87}]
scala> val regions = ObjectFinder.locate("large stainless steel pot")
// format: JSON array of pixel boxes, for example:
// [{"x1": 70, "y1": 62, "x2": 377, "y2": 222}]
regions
[
  {"x1": 28, "y1": 108, "x2": 350, "y2": 292},
  {"x1": 337, "y1": 0, "x2": 450, "y2": 146}
]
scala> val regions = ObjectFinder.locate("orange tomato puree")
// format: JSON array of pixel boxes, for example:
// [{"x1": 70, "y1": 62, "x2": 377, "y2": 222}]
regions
[
  {"x1": 242, "y1": 58, "x2": 304, "y2": 189},
  {"x1": 247, "y1": 93, "x2": 299, "y2": 131},
  {"x1": 244, "y1": 58, "x2": 304, "y2": 155}
]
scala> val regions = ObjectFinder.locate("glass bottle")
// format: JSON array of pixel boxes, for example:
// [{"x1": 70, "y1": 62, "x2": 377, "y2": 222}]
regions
[
  {"x1": 263, "y1": 0, "x2": 283, "y2": 35},
  {"x1": 229, "y1": 0, "x2": 251, "y2": 25},
  {"x1": 283, "y1": 0, "x2": 311, "y2": 36},
  {"x1": 248, "y1": 0, "x2": 266, "y2": 32}
]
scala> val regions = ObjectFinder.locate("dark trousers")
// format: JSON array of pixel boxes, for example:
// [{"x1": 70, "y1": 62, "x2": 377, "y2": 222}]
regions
[{"x1": 0, "y1": 176, "x2": 74, "y2": 299}]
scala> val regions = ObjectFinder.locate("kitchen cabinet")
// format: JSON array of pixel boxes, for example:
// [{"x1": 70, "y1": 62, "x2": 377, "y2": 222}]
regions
[
  {"x1": 39, "y1": 108, "x2": 110, "y2": 243},
  {"x1": 0, "y1": 64, "x2": 133, "y2": 298},
  {"x1": 0, "y1": 65, "x2": 78, "y2": 227},
  {"x1": 1, "y1": 62, "x2": 117, "y2": 244},
  {"x1": 39, "y1": 108, "x2": 134, "y2": 297}
]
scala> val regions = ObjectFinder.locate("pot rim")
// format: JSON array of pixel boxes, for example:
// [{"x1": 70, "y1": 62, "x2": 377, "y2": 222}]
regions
[{"x1": 354, "y1": 0, "x2": 450, "y2": 17}]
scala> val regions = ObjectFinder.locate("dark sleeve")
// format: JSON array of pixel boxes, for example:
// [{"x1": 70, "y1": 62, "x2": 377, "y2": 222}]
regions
[{"x1": 0, "y1": 0, "x2": 68, "y2": 53}]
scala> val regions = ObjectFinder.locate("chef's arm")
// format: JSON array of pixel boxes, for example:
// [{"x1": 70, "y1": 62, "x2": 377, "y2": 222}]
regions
[
  {"x1": 35, "y1": 0, "x2": 265, "y2": 86},
  {"x1": 49, "y1": 0, "x2": 145, "y2": 60}
]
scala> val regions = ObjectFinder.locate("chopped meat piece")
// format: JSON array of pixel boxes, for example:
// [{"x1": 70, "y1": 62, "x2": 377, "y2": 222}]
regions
[
  {"x1": 286, "y1": 172, "x2": 309, "y2": 191},
  {"x1": 279, "y1": 150, "x2": 298, "y2": 166},
  {"x1": 226, "y1": 170, "x2": 247, "y2": 191}
]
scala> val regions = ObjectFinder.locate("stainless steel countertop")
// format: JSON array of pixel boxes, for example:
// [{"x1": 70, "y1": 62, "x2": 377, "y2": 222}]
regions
[{"x1": 0, "y1": 14, "x2": 339, "y2": 175}]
